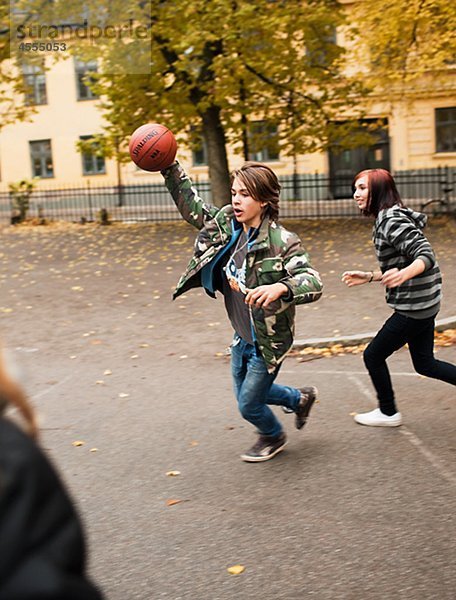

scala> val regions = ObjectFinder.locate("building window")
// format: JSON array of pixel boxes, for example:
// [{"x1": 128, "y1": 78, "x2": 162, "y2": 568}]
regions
[
  {"x1": 22, "y1": 63, "x2": 47, "y2": 105},
  {"x1": 30, "y1": 140, "x2": 54, "y2": 178},
  {"x1": 75, "y1": 59, "x2": 98, "y2": 100},
  {"x1": 305, "y1": 27, "x2": 338, "y2": 69},
  {"x1": 436, "y1": 107, "x2": 456, "y2": 153},
  {"x1": 192, "y1": 138, "x2": 208, "y2": 166},
  {"x1": 328, "y1": 119, "x2": 390, "y2": 199},
  {"x1": 80, "y1": 136, "x2": 106, "y2": 175},
  {"x1": 248, "y1": 121, "x2": 280, "y2": 162}
]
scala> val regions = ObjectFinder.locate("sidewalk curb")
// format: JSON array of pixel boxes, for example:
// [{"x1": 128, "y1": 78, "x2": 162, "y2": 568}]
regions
[{"x1": 293, "y1": 316, "x2": 456, "y2": 350}]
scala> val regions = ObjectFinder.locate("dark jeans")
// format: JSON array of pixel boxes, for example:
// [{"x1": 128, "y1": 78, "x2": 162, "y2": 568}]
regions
[{"x1": 363, "y1": 312, "x2": 456, "y2": 415}]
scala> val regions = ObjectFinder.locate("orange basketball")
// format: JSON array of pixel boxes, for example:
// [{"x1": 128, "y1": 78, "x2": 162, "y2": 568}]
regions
[{"x1": 129, "y1": 123, "x2": 177, "y2": 172}]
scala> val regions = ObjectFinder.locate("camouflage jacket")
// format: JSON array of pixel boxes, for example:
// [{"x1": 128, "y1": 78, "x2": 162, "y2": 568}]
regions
[{"x1": 162, "y1": 162, "x2": 323, "y2": 372}]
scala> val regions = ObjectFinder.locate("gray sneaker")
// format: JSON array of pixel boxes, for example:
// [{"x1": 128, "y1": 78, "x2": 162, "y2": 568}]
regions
[
  {"x1": 295, "y1": 386, "x2": 318, "y2": 430},
  {"x1": 240, "y1": 432, "x2": 287, "y2": 462}
]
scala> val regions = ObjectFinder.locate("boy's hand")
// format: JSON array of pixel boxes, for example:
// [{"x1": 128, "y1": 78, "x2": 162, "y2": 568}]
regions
[{"x1": 245, "y1": 283, "x2": 288, "y2": 307}]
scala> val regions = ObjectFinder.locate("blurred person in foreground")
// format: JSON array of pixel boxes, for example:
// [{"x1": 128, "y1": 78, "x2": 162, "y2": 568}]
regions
[{"x1": 0, "y1": 349, "x2": 103, "y2": 599}]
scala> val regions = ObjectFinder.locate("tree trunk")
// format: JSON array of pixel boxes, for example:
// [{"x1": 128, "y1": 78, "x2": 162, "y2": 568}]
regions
[{"x1": 202, "y1": 106, "x2": 231, "y2": 208}]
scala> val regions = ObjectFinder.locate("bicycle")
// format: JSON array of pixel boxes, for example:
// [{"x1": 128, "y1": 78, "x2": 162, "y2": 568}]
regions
[{"x1": 420, "y1": 184, "x2": 454, "y2": 216}]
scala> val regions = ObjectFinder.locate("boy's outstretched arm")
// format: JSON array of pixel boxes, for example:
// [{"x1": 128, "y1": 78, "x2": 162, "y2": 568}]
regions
[{"x1": 162, "y1": 162, "x2": 221, "y2": 230}]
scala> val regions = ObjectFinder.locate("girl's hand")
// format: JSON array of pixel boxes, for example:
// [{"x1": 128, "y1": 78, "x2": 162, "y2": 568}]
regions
[
  {"x1": 381, "y1": 268, "x2": 406, "y2": 288},
  {"x1": 245, "y1": 283, "x2": 288, "y2": 307},
  {"x1": 382, "y1": 259, "x2": 426, "y2": 288},
  {"x1": 341, "y1": 271, "x2": 371, "y2": 287}
]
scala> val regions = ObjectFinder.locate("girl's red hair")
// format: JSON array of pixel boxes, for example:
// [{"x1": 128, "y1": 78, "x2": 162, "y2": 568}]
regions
[{"x1": 353, "y1": 168, "x2": 403, "y2": 216}]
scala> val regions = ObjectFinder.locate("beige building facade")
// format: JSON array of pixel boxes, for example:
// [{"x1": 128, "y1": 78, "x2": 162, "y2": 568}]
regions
[{"x1": 0, "y1": 40, "x2": 455, "y2": 192}]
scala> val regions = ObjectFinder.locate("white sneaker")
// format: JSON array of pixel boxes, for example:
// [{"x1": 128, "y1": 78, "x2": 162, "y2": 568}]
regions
[{"x1": 354, "y1": 408, "x2": 402, "y2": 427}]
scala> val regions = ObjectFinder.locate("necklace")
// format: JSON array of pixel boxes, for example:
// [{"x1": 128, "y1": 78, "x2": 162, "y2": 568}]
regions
[
  {"x1": 223, "y1": 229, "x2": 258, "y2": 295},
  {"x1": 231, "y1": 228, "x2": 257, "y2": 260}
]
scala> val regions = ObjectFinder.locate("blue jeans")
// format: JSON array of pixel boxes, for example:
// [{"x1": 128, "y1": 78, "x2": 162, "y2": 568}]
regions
[
  {"x1": 230, "y1": 335, "x2": 301, "y2": 437},
  {"x1": 364, "y1": 312, "x2": 456, "y2": 415}
]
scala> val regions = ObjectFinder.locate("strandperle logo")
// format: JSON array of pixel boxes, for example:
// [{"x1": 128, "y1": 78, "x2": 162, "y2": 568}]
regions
[
  {"x1": 15, "y1": 18, "x2": 150, "y2": 41},
  {"x1": 7, "y1": 2, "x2": 152, "y2": 74}
]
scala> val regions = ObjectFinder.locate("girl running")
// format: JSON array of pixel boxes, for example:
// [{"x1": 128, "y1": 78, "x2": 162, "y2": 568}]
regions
[{"x1": 342, "y1": 169, "x2": 456, "y2": 426}]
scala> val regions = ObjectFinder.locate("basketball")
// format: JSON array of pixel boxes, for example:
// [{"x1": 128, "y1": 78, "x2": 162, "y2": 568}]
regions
[{"x1": 129, "y1": 123, "x2": 177, "y2": 172}]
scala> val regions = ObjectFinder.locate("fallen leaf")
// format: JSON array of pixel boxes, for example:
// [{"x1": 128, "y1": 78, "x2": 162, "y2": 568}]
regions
[
  {"x1": 119, "y1": 393, "x2": 130, "y2": 398},
  {"x1": 104, "y1": 369, "x2": 112, "y2": 375},
  {"x1": 435, "y1": 329, "x2": 456, "y2": 347},
  {"x1": 166, "y1": 499, "x2": 183, "y2": 506},
  {"x1": 297, "y1": 354, "x2": 324, "y2": 363},
  {"x1": 72, "y1": 440, "x2": 85, "y2": 447},
  {"x1": 227, "y1": 565, "x2": 245, "y2": 575},
  {"x1": 289, "y1": 328, "x2": 456, "y2": 363},
  {"x1": 166, "y1": 470, "x2": 181, "y2": 477},
  {"x1": 90, "y1": 448, "x2": 99, "y2": 452}
]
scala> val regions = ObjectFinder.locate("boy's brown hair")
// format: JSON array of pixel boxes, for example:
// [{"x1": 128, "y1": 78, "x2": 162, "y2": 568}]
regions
[{"x1": 230, "y1": 162, "x2": 281, "y2": 222}]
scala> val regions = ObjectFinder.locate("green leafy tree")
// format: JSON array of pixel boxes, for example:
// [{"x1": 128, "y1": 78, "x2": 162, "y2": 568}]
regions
[
  {"x1": 3, "y1": 1, "x2": 455, "y2": 203},
  {"x1": 69, "y1": 0, "x2": 371, "y2": 204},
  {"x1": 0, "y1": 1, "x2": 35, "y2": 128},
  {"x1": 3, "y1": 1, "x2": 373, "y2": 204},
  {"x1": 12, "y1": 0, "x2": 455, "y2": 203},
  {"x1": 351, "y1": 0, "x2": 456, "y2": 95},
  {"x1": 8, "y1": 178, "x2": 35, "y2": 222},
  {"x1": 12, "y1": 0, "x2": 371, "y2": 204}
]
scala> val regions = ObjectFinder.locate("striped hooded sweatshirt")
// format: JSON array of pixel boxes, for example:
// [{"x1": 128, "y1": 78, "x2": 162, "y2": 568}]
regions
[{"x1": 373, "y1": 205, "x2": 442, "y2": 316}]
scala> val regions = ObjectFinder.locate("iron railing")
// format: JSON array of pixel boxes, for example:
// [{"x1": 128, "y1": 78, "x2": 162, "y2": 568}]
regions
[{"x1": 1, "y1": 166, "x2": 454, "y2": 224}]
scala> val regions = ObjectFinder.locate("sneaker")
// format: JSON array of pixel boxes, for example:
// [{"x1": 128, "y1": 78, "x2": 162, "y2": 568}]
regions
[
  {"x1": 354, "y1": 408, "x2": 402, "y2": 427},
  {"x1": 295, "y1": 386, "x2": 318, "y2": 430},
  {"x1": 240, "y1": 432, "x2": 287, "y2": 463}
]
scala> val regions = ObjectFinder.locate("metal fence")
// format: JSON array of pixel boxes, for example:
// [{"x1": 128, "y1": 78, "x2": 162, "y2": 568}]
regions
[{"x1": 0, "y1": 166, "x2": 454, "y2": 225}]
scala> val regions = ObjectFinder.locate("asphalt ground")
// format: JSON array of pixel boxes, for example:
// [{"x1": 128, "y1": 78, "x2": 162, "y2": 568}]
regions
[{"x1": 0, "y1": 217, "x2": 455, "y2": 600}]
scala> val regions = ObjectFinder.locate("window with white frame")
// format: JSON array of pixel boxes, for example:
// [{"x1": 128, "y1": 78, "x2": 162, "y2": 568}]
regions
[
  {"x1": 75, "y1": 58, "x2": 99, "y2": 100},
  {"x1": 192, "y1": 137, "x2": 208, "y2": 166},
  {"x1": 80, "y1": 136, "x2": 106, "y2": 175},
  {"x1": 435, "y1": 107, "x2": 456, "y2": 153},
  {"x1": 248, "y1": 121, "x2": 280, "y2": 162},
  {"x1": 22, "y1": 63, "x2": 47, "y2": 105},
  {"x1": 29, "y1": 139, "x2": 54, "y2": 178}
]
